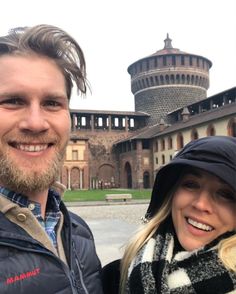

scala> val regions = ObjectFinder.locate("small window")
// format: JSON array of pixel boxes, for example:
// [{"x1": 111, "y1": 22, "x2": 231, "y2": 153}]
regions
[
  {"x1": 72, "y1": 150, "x2": 78, "y2": 161},
  {"x1": 129, "y1": 118, "x2": 134, "y2": 128},
  {"x1": 81, "y1": 116, "x2": 86, "y2": 126},
  {"x1": 155, "y1": 140, "x2": 158, "y2": 152},
  {"x1": 168, "y1": 136, "x2": 173, "y2": 149},
  {"x1": 172, "y1": 56, "x2": 176, "y2": 66},
  {"x1": 162, "y1": 154, "x2": 165, "y2": 164},
  {"x1": 98, "y1": 117, "x2": 103, "y2": 127},
  {"x1": 114, "y1": 118, "x2": 119, "y2": 127},
  {"x1": 161, "y1": 139, "x2": 165, "y2": 151},
  {"x1": 163, "y1": 56, "x2": 167, "y2": 66},
  {"x1": 189, "y1": 56, "x2": 193, "y2": 66}
]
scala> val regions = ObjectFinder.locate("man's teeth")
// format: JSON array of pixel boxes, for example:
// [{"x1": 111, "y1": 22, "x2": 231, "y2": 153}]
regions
[
  {"x1": 17, "y1": 144, "x2": 48, "y2": 152},
  {"x1": 187, "y1": 218, "x2": 213, "y2": 231}
]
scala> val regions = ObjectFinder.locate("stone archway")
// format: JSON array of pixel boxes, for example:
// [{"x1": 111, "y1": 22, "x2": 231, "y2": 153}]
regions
[
  {"x1": 71, "y1": 167, "x2": 80, "y2": 190},
  {"x1": 98, "y1": 164, "x2": 115, "y2": 188}
]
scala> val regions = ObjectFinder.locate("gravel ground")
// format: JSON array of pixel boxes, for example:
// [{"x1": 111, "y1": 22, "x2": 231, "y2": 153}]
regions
[
  {"x1": 68, "y1": 203, "x2": 149, "y2": 225},
  {"x1": 67, "y1": 202, "x2": 150, "y2": 265}
]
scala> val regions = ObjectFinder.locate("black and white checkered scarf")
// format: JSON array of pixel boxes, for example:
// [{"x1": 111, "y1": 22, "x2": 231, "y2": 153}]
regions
[{"x1": 127, "y1": 220, "x2": 236, "y2": 293}]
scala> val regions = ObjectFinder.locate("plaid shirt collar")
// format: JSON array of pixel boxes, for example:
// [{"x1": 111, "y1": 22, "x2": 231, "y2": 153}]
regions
[{"x1": 0, "y1": 186, "x2": 61, "y2": 248}]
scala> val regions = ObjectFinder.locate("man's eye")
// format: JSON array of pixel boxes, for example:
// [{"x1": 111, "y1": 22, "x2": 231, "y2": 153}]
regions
[
  {"x1": 0, "y1": 97, "x2": 24, "y2": 107},
  {"x1": 43, "y1": 100, "x2": 63, "y2": 109},
  {"x1": 44, "y1": 100, "x2": 60, "y2": 106}
]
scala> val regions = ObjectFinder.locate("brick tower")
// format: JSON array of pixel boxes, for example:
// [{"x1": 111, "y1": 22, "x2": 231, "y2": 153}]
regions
[{"x1": 127, "y1": 34, "x2": 212, "y2": 125}]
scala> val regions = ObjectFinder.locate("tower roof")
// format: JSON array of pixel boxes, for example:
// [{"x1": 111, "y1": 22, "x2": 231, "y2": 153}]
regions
[
  {"x1": 151, "y1": 33, "x2": 187, "y2": 56},
  {"x1": 128, "y1": 34, "x2": 212, "y2": 71}
]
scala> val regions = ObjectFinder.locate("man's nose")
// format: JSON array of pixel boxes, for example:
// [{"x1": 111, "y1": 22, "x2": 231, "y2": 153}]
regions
[{"x1": 18, "y1": 104, "x2": 49, "y2": 133}]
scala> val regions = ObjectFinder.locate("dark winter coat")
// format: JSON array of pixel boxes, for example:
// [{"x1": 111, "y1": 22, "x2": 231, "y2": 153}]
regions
[{"x1": 0, "y1": 200, "x2": 103, "y2": 294}]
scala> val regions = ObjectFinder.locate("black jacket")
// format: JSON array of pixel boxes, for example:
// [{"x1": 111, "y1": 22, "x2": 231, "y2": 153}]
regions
[
  {"x1": 0, "y1": 201, "x2": 103, "y2": 294},
  {"x1": 102, "y1": 259, "x2": 120, "y2": 294}
]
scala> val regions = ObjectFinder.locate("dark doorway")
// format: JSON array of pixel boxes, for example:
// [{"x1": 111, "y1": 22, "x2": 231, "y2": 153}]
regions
[
  {"x1": 125, "y1": 162, "x2": 132, "y2": 188},
  {"x1": 143, "y1": 171, "x2": 150, "y2": 188}
]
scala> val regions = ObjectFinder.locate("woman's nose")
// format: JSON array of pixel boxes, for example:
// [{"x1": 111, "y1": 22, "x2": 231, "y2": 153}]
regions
[{"x1": 192, "y1": 190, "x2": 213, "y2": 213}]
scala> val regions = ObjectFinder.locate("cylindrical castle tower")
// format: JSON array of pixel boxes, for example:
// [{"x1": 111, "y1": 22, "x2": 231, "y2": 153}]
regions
[{"x1": 127, "y1": 34, "x2": 212, "y2": 125}]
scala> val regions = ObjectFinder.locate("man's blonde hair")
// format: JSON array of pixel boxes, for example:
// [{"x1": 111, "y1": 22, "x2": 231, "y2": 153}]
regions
[{"x1": 0, "y1": 24, "x2": 87, "y2": 98}]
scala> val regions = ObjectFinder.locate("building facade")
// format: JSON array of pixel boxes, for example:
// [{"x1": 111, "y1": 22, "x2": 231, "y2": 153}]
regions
[{"x1": 61, "y1": 36, "x2": 236, "y2": 190}]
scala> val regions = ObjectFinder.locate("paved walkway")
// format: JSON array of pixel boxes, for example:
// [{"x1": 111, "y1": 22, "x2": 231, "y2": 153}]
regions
[{"x1": 67, "y1": 201, "x2": 149, "y2": 266}]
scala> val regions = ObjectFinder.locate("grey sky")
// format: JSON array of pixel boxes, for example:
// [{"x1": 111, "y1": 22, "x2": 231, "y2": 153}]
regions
[{"x1": 1, "y1": 0, "x2": 235, "y2": 111}]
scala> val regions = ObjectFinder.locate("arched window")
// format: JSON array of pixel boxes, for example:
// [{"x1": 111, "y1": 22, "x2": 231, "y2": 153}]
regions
[
  {"x1": 196, "y1": 76, "x2": 199, "y2": 85},
  {"x1": 161, "y1": 139, "x2": 165, "y2": 151},
  {"x1": 150, "y1": 76, "x2": 154, "y2": 86},
  {"x1": 187, "y1": 75, "x2": 190, "y2": 84},
  {"x1": 155, "y1": 76, "x2": 159, "y2": 85},
  {"x1": 206, "y1": 124, "x2": 215, "y2": 136},
  {"x1": 168, "y1": 136, "x2": 173, "y2": 149},
  {"x1": 165, "y1": 75, "x2": 170, "y2": 84},
  {"x1": 155, "y1": 140, "x2": 158, "y2": 152},
  {"x1": 162, "y1": 154, "x2": 165, "y2": 165},
  {"x1": 160, "y1": 75, "x2": 164, "y2": 85},
  {"x1": 191, "y1": 75, "x2": 194, "y2": 84},
  {"x1": 227, "y1": 118, "x2": 236, "y2": 137},
  {"x1": 176, "y1": 74, "x2": 180, "y2": 84},
  {"x1": 191, "y1": 129, "x2": 199, "y2": 140},
  {"x1": 177, "y1": 133, "x2": 184, "y2": 150}
]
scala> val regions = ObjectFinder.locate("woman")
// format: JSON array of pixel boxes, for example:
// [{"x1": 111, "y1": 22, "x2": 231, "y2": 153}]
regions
[{"x1": 102, "y1": 136, "x2": 236, "y2": 293}]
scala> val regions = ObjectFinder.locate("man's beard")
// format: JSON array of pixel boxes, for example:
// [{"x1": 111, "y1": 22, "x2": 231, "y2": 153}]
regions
[{"x1": 0, "y1": 148, "x2": 65, "y2": 195}]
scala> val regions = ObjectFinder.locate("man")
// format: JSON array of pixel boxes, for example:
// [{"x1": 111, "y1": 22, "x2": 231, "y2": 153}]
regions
[{"x1": 0, "y1": 24, "x2": 103, "y2": 293}]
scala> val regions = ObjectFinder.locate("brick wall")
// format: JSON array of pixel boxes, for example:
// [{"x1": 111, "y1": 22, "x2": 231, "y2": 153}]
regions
[{"x1": 135, "y1": 86, "x2": 206, "y2": 125}]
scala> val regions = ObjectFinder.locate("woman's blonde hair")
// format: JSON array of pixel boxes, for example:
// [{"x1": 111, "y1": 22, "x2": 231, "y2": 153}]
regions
[
  {"x1": 119, "y1": 195, "x2": 172, "y2": 294},
  {"x1": 219, "y1": 235, "x2": 236, "y2": 271},
  {"x1": 119, "y1": 178, "x2": 236, "y2": 293}
]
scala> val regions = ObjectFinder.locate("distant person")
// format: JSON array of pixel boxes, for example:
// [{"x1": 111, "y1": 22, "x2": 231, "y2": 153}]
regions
[
  {"x1": 102, "y1": 136, "x2": 236, "y2": 293},
  {"x1": 0, "y1": 24, "x2": 103, "y2": 293}
]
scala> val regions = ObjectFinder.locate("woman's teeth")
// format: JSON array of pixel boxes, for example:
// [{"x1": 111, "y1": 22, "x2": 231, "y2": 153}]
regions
[{"x1": 187, "y1": 218, "x2": 213, "y2": 231}]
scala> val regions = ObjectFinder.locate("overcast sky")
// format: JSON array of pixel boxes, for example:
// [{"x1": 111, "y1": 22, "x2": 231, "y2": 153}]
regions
[{"x1": 1, "y1": 0, "x2": 235, "y2": 111}]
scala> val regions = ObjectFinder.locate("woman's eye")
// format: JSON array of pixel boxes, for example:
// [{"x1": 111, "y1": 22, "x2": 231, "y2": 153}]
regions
[
  {"x1": 182, "y1": 181, "x2": 199, "y2": 190},
  {"x1": 217, "y1": 190, "x2": 235, "y2": 202}
]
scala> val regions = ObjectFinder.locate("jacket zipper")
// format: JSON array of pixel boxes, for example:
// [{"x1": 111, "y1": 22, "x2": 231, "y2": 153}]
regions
[{"x1": 72, "y1": 240, "x2": 89, "y2": 294}]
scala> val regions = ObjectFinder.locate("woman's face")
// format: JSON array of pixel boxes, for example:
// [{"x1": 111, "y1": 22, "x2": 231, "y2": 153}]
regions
[{"x1": 172, "y1": 168, "x2": 236, "y2": 251}]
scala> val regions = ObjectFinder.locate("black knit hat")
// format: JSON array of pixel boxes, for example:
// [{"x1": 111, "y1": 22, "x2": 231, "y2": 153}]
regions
[{"x1": 146, "y1": 136, "x2": 236, "y2": 218}]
